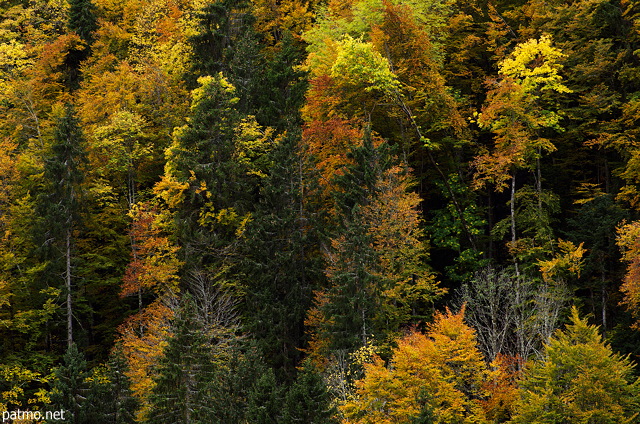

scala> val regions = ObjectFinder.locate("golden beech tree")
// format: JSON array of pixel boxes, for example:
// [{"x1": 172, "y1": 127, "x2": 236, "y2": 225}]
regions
[
  {"x1": 341, "y1": 307, "x2": 488, "y2": 424},
  {"x1": 117, "y1": 203, "x2": 181, "y2": 419}
]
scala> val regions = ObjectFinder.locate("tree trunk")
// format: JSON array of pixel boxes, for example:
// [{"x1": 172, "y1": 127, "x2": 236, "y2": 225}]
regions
[
  {"x1": 66, "y1": 227, "x2": 73, "y2": 348},
  {"x1": 511, "y1": 173, "x2": 519, "y2": 276}
]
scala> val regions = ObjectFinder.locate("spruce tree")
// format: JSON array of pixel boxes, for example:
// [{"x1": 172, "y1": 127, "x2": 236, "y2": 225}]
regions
[
  {"x1": 241, "y1": 131, "x2": 321, "y2": 378},
  {"x1": 87, "y1": 346, "x2": 138, "y2": 424},
  {"x1": 35, "y1": 104, "x2": 87, "y2": 349},
  {"x1": 162, "y1": 74, "x2": 271, "y2": 275},
  {"x1": 47, "y1": 343, "x2": 89, "y2": 424},
  {"x1": 68, "y1": 0, "x2": 97, "y2": 44},
  {"x1": 146, "y1": 299, "x2": 216, "y2": 424},
  {"x1": 312, "y1": 129, "x2": 439, "y2": 355},
  {"x1": 281, "y1": 362, "x2": 338, "y2": 424},
  {"x1": 246, "y1": 368, "x2": 284, "y2": 424}
]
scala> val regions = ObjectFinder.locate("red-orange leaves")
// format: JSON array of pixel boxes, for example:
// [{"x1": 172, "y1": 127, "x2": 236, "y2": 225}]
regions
[{"x1": 121, "y1": 203, "x2": 181, "y2": 299}]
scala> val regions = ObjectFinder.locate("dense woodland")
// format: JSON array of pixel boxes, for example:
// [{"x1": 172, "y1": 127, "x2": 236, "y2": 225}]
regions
[{"x1": 3, "y1": 0, "x2": 640, "y2": 422}]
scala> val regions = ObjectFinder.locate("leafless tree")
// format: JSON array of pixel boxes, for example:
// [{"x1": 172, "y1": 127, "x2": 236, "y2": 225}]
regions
[{"x1": 456, "y1": 266, "x2": 569, "y2": 362}]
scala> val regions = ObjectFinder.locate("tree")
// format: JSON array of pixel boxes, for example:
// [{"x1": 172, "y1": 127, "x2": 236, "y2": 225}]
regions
[
  {"x1": 240, "y1": 130, "x2": 321, "y2": 379},
  {"x1": 157, "y1": 73, "x2": 272, "y2": 275},
  {"x1": 281, "y1": 361, "x2": 338, "y2": 424},
  {"x1": 145, "y1": 298, "x2": 216, "y2": 424},
  {"x1": 341, "y1": 307, "x2": 488, "y2": 423},
  {"x1": 474, "y1": 35, "x2": 571, "y2": 274},
  {"x1": 97, "y1": 346, "x2": 139, "y2": 424},
  {"x1": 68, "y1": 0, "x2": 97, "y2": 44},
  {"x1": 456, "y1": 266, "x2": 569, "y2": 361},
  {"x1": 307, "y1": 130, "x2": 441, "y2": 359},
  {"x1": 46, "y1": 343, "x2": 89, "y2": 424},
  {"x1": 35, "y1": 104, "x2": 87, "y2": 349},
  {"x1": 245, "y1": 368, "x2": 284, "y2": 424},
  {"x1": 511, "y1": 307, "x2": 640, "y2": 423},
  {"x1": 617, "y1": 220, "x2": 640, "y2": 328}
]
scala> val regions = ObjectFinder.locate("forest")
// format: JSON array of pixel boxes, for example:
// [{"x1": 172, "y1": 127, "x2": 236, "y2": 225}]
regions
[{"x1": 2, "y1": 0, "x2": 640, "y2": 422}]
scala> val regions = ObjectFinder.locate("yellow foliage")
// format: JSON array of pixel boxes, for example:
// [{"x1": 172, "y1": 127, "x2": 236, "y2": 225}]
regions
[
  {"x1": 330, "y1": 36, "x2": 399, "y2": 94},
  {"x1": 538, "y1": 239, "x2": 586, "y2": 283},
  {"x1": 499, "y1": 34, "x2": 571, "y2": 96},
  {"x1": 341, "y1": 308, "x2": 488, "y2": 423}
]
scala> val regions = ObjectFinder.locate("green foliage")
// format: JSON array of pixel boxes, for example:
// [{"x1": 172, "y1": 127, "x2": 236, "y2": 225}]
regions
[
  {"x1": 310, "y1": 130, "x2": 441, "y2": 356},
  {"x1": 46, "y1": 343, "x2": 89, "y2": 424},
  {"x1": 246, "y1": 368, "x2": 285, "y2": 424},
  {"x1": 146, "y1": 298, "x2": 216, "y2": 424},
  {"x1": 68, "y1": 0, "x2": 97, "y2": 43},
  {"x1": 160, "y1": 73, "x2": 272, "y2": 275},
  {"x1": 240, "y1": 131, "x2": 320, "y2": 378},
  {"x1": 281, "y1": 361, "x2": 338, "y2": 424},
  {"x1": 512, "y1": 307, "x2": 640, "y2": 423},
  {"x1": 330, "y1": 36, "x2": 399, "y2": 94}
]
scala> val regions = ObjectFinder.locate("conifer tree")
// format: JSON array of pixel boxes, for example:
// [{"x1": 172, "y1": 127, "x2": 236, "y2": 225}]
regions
[
  {"x1": 47, "y1": 343, "x2": 89, "y2": 424},
  {"x1": 281, "y1": 361, "x2": 338, "y2": 424},
  {"x1": 35, "y1": 104, "x2": 87, "y2": 349},
  {"x1": 68, "y1": 0, "x2": 97, "y2": 44},
  {"x1": 241, "y1": 130, "x2": 320, "y2": 378},
  {"x1": 245, "y1": 368, "x2": 284, "y2": 424},
  {"x1": 158, "y1": 74, "x2": 272, "y2": 275},
  {"x1": 97, "y1": 346, "x2": 139, "y2": 424},
  {"x1": 308, "y1": 129, "x2": 440, "y2": 356},
  {"x1": 145, "y1": 298, "x2": 216, "y2": 424}
]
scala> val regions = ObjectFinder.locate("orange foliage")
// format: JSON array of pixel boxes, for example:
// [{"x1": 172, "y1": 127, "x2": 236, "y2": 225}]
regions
[
  {"x1": 370, "y1": 1, "x2": 465, "y2": 136},
  {"x1": 301, "y1": 75, "x2": 346, "y2": 122},
  {"x1": 26, "y1": 33, "x2": 83, "y2": 103},
  {"x1": 342, "y1": 307, "x2": 488, "y2": 423},
  {"x1": 303, "y1": 289, "x2": 334, "y2": 369},
  {"x1": 117, "y1": 202, "x2": 181, "y2": 418},
  {"x1": 617, "y1": 220, "x2": 640, "y2": 327},
  {"x1": 302, "y1": 117, "x2": 363, "y2": 195},
  {"x1": 121, "y1": 203, "x2": 181, "y2": 298},
  {"x1": 481, "y1": 353, "x2": 522, "y2": 422},
  {"x1": 118, "y1": 298, "x2": 174, "y2": 420}
]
